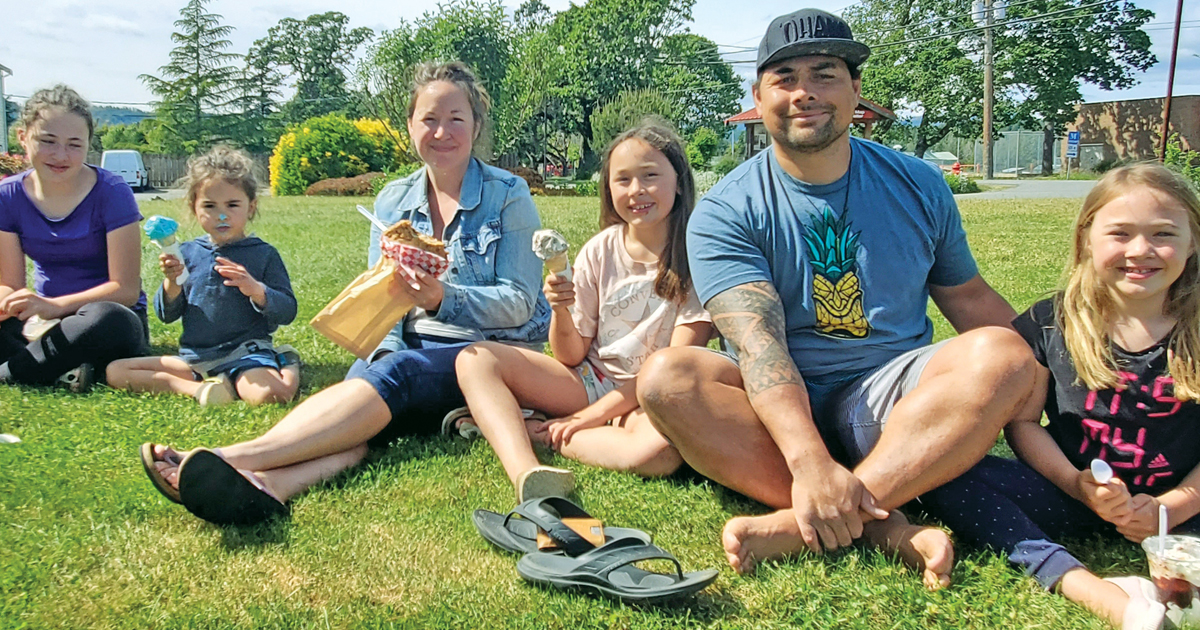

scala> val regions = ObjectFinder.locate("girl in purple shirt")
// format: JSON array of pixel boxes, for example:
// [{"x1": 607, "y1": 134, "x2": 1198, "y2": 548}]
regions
[{"x1": 0, "y1": 85, "x2": 147, "y2": 389}]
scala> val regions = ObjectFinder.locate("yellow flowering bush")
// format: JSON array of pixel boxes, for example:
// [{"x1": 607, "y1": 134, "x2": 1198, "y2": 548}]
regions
[{"x1": 270, "y1": 114, "x2": 412, "y2": 196}]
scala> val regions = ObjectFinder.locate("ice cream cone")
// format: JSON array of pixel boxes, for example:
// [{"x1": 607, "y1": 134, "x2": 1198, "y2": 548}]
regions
[{"x1": 545, "y1": 252, "x2": 572, "y2": 281}]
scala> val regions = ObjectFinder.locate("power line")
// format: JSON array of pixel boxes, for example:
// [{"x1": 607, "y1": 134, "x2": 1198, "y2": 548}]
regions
[
  {"x1": 868, "y1": 0, "x2": 1121, "y2": 51},
  {"x1": 853, "y1": 0, "x2": 1049, "y2": 40}
]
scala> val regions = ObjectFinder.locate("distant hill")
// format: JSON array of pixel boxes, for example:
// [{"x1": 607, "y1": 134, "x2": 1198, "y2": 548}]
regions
[{"x1": 92, "y1": 106, "x2": 154, "y2": 126}]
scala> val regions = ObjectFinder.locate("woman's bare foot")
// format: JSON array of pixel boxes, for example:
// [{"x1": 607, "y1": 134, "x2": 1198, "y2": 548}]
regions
[
  {"x1": 722, "y1": 509, "x2": 808, "y2": 574},
  {"x1": 526, "y1": 420, "x2": 551, "y2": 447},
  {"x1": 862, "y1": 511, "x2": 954, "y2": 590},
  {"x1": 151, "y1": 444, "x2": 190, "y2": 490}
]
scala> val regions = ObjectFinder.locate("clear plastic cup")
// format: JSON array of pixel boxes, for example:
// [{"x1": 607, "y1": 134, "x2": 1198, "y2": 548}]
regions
[{"x1": 1143, "y1": 535, "x2": 1200, "y2": 619}]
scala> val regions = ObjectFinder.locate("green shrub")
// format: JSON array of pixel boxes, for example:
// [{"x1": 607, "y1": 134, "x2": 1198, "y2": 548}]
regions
[
  {"x1": 370, "y1": 162, "x2": 424, "y2": 196},
  {"x1": 590, "y1": 89, "x2": 679, "y2": 154},
  {"x1": 269, "y1": 114, "x2": 404, "y2": 196},
  {"x1": 1165, "y1": 134, "x2": 1200, "y2": 189},
  {"x1": 713, "y1": 154, "x2": 741, "y2": 177},
  {"x1": 944, "y1": 173, "x2": 980, "y2": 194},
  {"x1": 306, "y1": 173, "x2": 385, "y2": 196},
  {"x1": 694, "y1": 171, "x2": 720, "y2": 197},
  {"x1": 689, "y1": 127, "x2": 721, "y2": 165},
  {"x1": 506, "y1": 166, "x2": 546, "y2": 195},
  {"x1": 0, "y1": 153, "x2": 27, "y2": 176},
  {"x1": 686, "y1": 143, "x2": 706, "y2": 170},
  {"x1": 574, "y1": 180, "x2": 598, "y2": 196}
]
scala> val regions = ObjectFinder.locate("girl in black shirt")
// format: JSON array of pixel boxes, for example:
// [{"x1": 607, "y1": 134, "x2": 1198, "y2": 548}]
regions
[{"x1": 921, "y1": 163, "x2": 1200, "y2": 630}]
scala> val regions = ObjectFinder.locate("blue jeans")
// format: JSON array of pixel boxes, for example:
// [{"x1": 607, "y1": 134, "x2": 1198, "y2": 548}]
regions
[
  {"x1": 356, "y1": 333, "x2": 471, "y2": 446},
  {"x1": 918, "y1": 455, "x2": 1200, "y2": 590}
]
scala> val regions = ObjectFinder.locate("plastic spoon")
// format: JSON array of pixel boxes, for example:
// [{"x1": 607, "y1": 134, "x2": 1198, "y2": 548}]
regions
[
  {"x1": 1160, "y1": 503, "x2": 1169, "y2": 554},
  {"x1": 1090, "y1": 458, "x2": 1114, "y2": 484},
  {"x1": 356, "y1": 204, "x2": 388, "y2": 232}
]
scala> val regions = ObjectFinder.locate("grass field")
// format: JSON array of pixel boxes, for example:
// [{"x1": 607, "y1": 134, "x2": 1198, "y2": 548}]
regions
[{"x1": 0, "y1": 194, "x2": 1144, "y2": 629}]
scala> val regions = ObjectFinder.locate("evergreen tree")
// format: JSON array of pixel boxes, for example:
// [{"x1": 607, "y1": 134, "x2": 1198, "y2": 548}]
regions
[
  {"x1": 230, "y1": 37, "x2": 285, "y2": 154},
  {"x1": 140, "y1": 0, "x2": 240, "y2": 153}
]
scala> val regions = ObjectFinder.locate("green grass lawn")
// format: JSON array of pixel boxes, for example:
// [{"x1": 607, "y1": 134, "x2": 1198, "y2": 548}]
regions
[{"x1": 0, "y1": 194, "x2": 1140, "y2": 629}]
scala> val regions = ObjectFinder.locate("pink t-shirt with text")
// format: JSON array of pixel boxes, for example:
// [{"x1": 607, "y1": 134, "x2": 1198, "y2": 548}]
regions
[{"x1": 571, "y1": 224, "x2": 709, "y2": 384}]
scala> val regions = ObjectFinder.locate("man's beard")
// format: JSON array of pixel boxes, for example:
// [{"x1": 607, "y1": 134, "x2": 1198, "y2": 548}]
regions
[{"x1": 771, "y1": 107, "x2": 850, "y2": 154}]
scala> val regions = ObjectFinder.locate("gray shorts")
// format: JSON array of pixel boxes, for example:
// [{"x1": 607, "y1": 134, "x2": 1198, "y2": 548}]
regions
[
  {"x1": 717, "y1": 340, "x2": 947, "y2": 466},
  {"x1": 819, "y1": 340, "x2": 947, "y2": 465}
]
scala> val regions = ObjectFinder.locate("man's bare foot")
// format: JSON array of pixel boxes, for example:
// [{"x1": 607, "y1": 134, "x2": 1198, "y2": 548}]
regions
[
  {"x1": 721, "y1": 509, "x2": 807, "y2": 574},
  {"x1": 862, "y1": 511, "x2": 954, "y2": 590}
]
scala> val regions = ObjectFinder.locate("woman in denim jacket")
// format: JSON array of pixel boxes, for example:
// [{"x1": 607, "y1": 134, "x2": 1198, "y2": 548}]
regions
[{"x1": 139, "y1": 62, "x2": 551, "y2": 524}]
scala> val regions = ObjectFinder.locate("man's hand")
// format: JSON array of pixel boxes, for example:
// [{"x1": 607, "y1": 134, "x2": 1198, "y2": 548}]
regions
[
  {"x1": 791, "y1": 460, "x2": 889, "y2": 552},
  {"x1": 1077, "y1": 469, "x2": 1134, "y2": 526},
  {"x1": 1117, "y1": 494, "x2": 1161, "y2": 542}
]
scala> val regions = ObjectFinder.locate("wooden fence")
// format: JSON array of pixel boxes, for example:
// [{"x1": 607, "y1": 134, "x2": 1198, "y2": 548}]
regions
[{"x1": 87, "y1": 152, "x2": 271, "y2": 188}]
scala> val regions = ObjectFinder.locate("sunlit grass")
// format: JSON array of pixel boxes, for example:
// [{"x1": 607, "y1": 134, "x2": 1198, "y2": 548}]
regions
[{"x1": 0, "y1": 193, "x2": 1128, "y2": 629}]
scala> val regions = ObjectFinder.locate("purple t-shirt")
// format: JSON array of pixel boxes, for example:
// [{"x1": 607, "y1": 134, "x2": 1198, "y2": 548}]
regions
[{"x1": 0, "y1": 167, "x2": 146, "y2": 314}]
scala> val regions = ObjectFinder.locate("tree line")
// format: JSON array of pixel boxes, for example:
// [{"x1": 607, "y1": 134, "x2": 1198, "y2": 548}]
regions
[
  {"x1": 844, "y1": 0, "x2": 1155, "y2": 174},
  {"x1": 88, "y1": 0, "x2": 743, "y2": 174}
]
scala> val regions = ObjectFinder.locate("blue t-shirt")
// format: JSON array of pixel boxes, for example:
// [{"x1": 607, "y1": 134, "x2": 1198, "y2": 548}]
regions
[{"x1": 688, "y1": 138, "x2": 978, "y2": 385}]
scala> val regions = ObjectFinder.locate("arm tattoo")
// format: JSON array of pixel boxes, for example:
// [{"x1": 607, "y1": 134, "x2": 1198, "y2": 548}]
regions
[{"x1": 707, "y1": 282, "x2": 803, "y2": 399}]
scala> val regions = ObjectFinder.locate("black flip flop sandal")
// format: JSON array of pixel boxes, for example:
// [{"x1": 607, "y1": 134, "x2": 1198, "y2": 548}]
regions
[
  {"x1": 516, "y1": 536, "x2": 719, "y2": 603},
  {"x1": 177, "y1": 449, "x2": 289, "y2": 526},
  {"x1": 473, "y1": 500, "x2": 651, "y2": 555}
]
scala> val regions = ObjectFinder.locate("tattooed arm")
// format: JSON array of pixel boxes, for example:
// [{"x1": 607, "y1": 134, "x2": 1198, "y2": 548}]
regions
[{"x1": 708, "y1": 281, "x2": 888, "y2": 552}]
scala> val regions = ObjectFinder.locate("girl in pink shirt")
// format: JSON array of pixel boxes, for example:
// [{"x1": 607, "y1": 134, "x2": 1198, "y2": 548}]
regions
[{"x1": 454, "y1": 120, "x2": 712, "y2": 503}]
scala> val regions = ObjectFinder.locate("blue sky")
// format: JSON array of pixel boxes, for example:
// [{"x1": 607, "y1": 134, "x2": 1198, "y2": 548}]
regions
[{"x1": 1, "y1": 0, "x2": 1195, "y2": 110}]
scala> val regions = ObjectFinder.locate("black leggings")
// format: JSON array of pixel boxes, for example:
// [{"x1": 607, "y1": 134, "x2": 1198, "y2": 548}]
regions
[{"x1": 0, "y1": 301, "x2": 148, "y2": 385}]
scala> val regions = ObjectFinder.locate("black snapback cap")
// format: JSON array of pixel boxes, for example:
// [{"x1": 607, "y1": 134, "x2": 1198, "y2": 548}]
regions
[{"x1": 757, "y1": 8, "x2": 871, "y2": 72}]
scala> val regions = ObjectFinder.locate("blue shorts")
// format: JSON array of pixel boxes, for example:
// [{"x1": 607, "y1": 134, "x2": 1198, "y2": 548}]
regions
[
  {"x1": 357, "y1": 333, "x2": 471, "y2": 446},
  {"x1": 206, "y1": 350, "x2": 285, "y2": 382}
]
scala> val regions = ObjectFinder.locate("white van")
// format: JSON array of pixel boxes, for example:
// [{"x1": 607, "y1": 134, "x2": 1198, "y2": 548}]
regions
[{"x1": 100, "y1": 150, "x2": 148, "y2": 191}]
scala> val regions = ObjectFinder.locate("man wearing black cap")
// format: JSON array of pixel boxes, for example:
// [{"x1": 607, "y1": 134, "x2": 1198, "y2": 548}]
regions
[{"x1": 637, "y1": 9, "x2": 1040, "y2": 583}]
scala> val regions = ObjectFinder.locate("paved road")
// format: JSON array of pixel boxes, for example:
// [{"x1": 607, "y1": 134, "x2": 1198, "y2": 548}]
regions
[
  {"x1": 958, "y1": 178, "x2": 1097, "y2": 200},
  {"x1": 133, "y1": 187, "x2": 185, "y2": 202}
]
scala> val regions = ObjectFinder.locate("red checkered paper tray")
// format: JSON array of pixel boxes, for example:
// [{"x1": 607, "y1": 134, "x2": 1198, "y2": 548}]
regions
[{"x1": 381, "y1": 239, "x2": 450, "y2": 278}]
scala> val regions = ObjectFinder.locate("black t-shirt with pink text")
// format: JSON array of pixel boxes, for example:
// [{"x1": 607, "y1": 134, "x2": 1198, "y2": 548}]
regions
[{"x1": 1014, "y1": 298, "x2": 1200, "y2": 492}]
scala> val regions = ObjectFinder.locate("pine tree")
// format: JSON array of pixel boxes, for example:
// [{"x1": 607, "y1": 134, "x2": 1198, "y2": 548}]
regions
[{"x1": 140, "y1": 0, "x2": 240, "y2": 153}]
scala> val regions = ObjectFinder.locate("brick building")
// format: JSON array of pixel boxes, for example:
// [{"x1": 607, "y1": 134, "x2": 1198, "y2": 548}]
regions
[{"x1": 1068, "y1": 95, "x2": 1199, "y2": 168}]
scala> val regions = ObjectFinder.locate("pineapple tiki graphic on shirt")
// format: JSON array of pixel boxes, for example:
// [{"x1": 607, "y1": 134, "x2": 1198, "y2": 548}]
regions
[{"x1": 803, "y1": 207, "x2": 870, "y2": 339}]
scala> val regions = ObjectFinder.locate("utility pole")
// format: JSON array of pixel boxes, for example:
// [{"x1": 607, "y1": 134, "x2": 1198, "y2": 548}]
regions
[
  {"x1": 982, "y1": 0, "x2": 995, "y2": 179},
  {"x1": 0, "y1": 63, "x2": 11, "y2": 155},
  {"x1": 1158, "y1": 0, "x2": 1184, "y2": 161}
]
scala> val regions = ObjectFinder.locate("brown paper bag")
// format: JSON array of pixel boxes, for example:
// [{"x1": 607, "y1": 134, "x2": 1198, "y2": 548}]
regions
[{"x1": 310, "y1": 259, "x2": 414, "y2": 359}]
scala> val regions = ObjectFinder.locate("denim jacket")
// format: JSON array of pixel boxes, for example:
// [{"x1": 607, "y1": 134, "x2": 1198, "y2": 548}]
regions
[{"x1": 369, "y1": 157, "x2": 551, "y2": 353}]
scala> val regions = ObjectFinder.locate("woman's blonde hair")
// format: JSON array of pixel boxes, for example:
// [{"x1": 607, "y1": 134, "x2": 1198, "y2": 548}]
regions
[
  {"x1": 1059, "y1": 162, "x2": 1200, "y2": 399},
  {"x1": 182, "y1": 146, "x2": 260, "y2": 216}
]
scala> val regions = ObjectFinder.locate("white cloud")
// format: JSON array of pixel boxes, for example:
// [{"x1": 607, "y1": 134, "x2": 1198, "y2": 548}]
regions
[{"x1": 83, "y1": 14, "x2": 145, "y2": 36}]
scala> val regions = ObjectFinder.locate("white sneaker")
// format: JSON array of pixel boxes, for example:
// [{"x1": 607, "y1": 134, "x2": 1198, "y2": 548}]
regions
[
  {"x1": 195, "y1": 374, "x2": 238, "y2": 406},
  {"x1": 516, "y1": 466, "x2": 575, "y2": 503}
]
